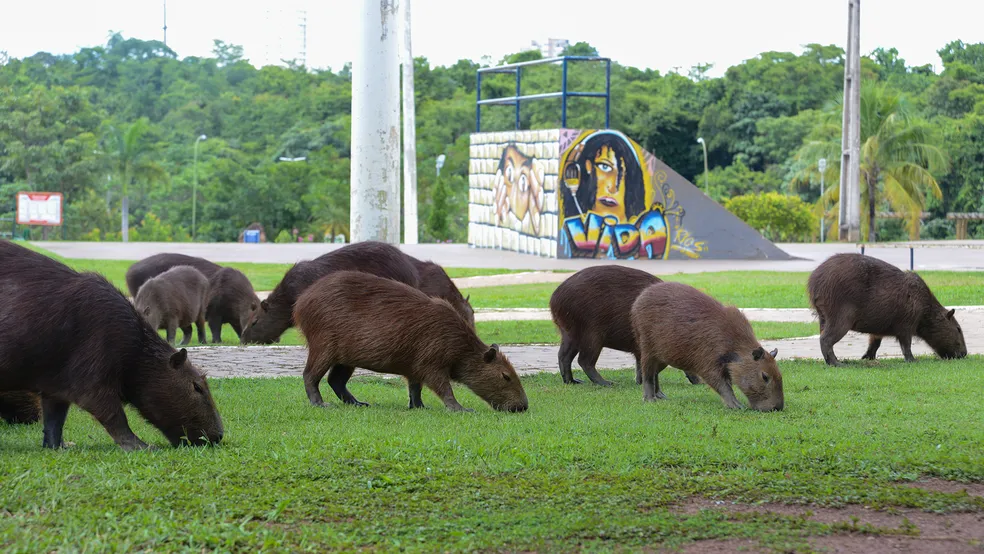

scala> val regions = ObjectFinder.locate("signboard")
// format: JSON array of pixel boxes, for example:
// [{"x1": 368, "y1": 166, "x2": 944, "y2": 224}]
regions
[{"x1": 16, "y1": 192, "x2": 63, "y2": 226}]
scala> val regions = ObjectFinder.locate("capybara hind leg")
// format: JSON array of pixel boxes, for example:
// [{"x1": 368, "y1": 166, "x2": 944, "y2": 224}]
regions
[
  {"x1": 166, "y1": 323, "x2": 177, "y2": 345},
  {"x1": 898, "y1": 335, "x2": 916, "y2": 362},
  {"x1": 180, "y1": 325, "x2": 194, "y2": 346},
  {"x1": 577, "y1": 343, "x2": 612, "y2": 387},
  {"x1": 408, "y1": 380, "x2": 426, "y2": 409},
  {"x1": 819, "y1": 313, "x2": 852, "y2": 367},
  {"x1": 196, "y1": 314, "x2": 207, "y2": 345},
  {"x1": 41, "y1": 397, "x2": 70, "y2": 449},
  {"x1": 862, "y1": 336, "x2": 883, "y2": 360},
  {"x1": 327, "y1": 364, "x2": 368, "y2": 407},
  {"x1": 634, "y1": 355, "x2": 642, "y2": 385},
  {"x1": 208, "y1": 314, "x2": 224, "y2": 343},
  {"x1": 684, "y1": 371, "x2": 701, "y2": 385},
  {"x1": 78, "y1": 399, "x2": 148, "y2": 451},
  {"x1": 641, "y1": 359, "x2": 668, "y2": 402},
  {"x1": 558, "y1": 332, "x2": 581, "y2": 384},
  {"x1": 426, "y1": 376, "x2": 471, "y2": 412},
  {"x1": 303, "y1": 356, "x2": 333, "y2": 407}
]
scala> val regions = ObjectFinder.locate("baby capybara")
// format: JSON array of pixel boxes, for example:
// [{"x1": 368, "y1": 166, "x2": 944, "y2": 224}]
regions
[
  {"x1": 550, "y1": 266, "x2": 701, "y2": 386},
  {"x1": 0, "y1": 241, "x2": 223, "y2": 450},
  {"x1": 134, "y1": 265, "x2": 210, "y2": 345},
  {"x1": 241, "y1": 241, "x2": 420, "y2": 344},
  {"x1": 294, "y1": 271, "x2": 528, "y2": 412},
  {"x1": 125, "y1": 252, "x2": 221, "y2": 297},
  {"x1": 207, "y1": 267, "x2": 260, "y2": 343},
  {"x1": 413, "y1": 259, "x2": 476, "y2": 329},
  {"x1": 807, "y1": 253, "x2": 967, "y2": 366},
  {"x1": 0, "y1": 391, "x2": 41, "y2": 425},
  {"x1": 631, "y1": 282, "x2": 784, "y2": 412}
]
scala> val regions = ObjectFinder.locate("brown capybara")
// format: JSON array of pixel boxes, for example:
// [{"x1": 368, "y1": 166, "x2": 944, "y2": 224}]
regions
[
  {"x1": 125, "y1": 253, "x2": 221, "y2": 297},
  {"x1": 549, "y1": 266, "x2": 701, "y2": 386},
  {"x1": 241, "y1": 241, "x2": 420, "y2": 344},
  {"x1": 0, "y1": 240, "x2": 223, "y2": 450},
  {"x1": 294, "y1": 270, "x2": 528, "y2": 412},
  {"x1": 134, "y1": 265, "x2": 210, "y2": 345},
  {"x1": 631, "y1": 281, "x2": 784, "y2": 411},
  {"x1": 207, "y1": 267, "x2": 260, "y2": 343},
  {"x1": 807, "y1": 253, "x2": 967, "y2": 366},
  {"x1": 412, "y1": 259, "x2": 476, "y2": 329},
  {"x1": 0, "y1": 391, "x2": 41, "y2": 425}
]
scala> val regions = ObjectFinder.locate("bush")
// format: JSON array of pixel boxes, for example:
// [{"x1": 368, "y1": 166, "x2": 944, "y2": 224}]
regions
[
  {"x1": 273, "y1": 230, "x2": 294, "y2": 243},
  {"x1": 920, "y1": 218, "x2": 955, "y2": 240},
  {"x1": 724, "y1": 192, "x2": 816, "y2": 242}
]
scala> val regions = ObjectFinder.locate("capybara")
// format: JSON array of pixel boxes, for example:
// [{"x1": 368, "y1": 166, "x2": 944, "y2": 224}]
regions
[
  {"x1": 0, "y1": 391, "x2": 41, "y2": 425},
  {"x1": 631, "y1": 281, "x2": 784, "y2": 411},
  {"x1": 550, "y1": 266, "x2": 701, "y2": 386},
  {"x1": 294, "y1": 271, "x2": 528, "y2": 412},
  {"x1": 241, "y1": 241, "x2": 420, "y2": 344},
  {"x1": 413, "y1": 259, "x2": 476, "y2": 329},
  {"x1": 807, "y1": 253, "x2": 967, "y2": 365},
  {"x1": 207, "y1": 267, "x2": 260, "y2": 343},
  {"x1": 125, "y1": 253, "x2": 221, "y2": 297},
  {"x1": 0, "y1": 241, "x2": 223, "y2": 450},
  {"x1": 134, "y1": 265, "x2": 210, "y2": 345}
]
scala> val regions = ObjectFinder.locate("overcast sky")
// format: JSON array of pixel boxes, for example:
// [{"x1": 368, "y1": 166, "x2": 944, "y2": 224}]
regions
[{"x1": 2, "y1": 0, "x2": 982, "y2": 76}]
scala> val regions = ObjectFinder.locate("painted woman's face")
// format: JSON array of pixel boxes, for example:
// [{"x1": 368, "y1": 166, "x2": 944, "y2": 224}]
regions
[{"x1": 585, "y1": 145, "x2": 626, "y2": 221}]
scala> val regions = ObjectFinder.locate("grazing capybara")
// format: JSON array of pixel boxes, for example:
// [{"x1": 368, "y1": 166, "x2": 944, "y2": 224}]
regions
[
  {"x1": 631, "y1": 281, "x2": 784, "y2": 411},
  {"x1": 0, "y1": 241, "x2": 223, "y2": 450},
  {"x1": 413, "y1": 259, "x2": 476, "y2": 329},
  {"x1": 206, "y1": 267, "x2": 260, "y2": 343},
  {"x1": 807, "y1": 253, "x2": 967, "y2": 366},
  {"x1": 294, "y1": 271, "x2": 528, "y2": 412},
  {"x1": 241, "y1": 241, "x2": 420, "y2": 344},
  {"x1": 550, "y1": 266, "x2": 701, "y2": 386},
  {"x1": 0, "y1": 391, "x2": 41, "y2": 425},
  {"x1": 134, "y1": 265, "x2": 210, "y2": 345},
  {"x1": 125, "y1": 253, "x2": 221, "y2": 297}
]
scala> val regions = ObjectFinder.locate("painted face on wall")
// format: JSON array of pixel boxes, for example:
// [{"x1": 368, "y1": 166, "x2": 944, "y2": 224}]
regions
[
  {"x1": 586, "y1": 145, "x2": 626, "y2": 221},
  {"x1": 492, "y1": 143, "x2": 545, "y2": 235}
]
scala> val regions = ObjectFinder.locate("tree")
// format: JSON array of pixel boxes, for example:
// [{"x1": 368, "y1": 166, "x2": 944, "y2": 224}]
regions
[
  {"x1": 103, "y1": 118, "x2": 168, "y2": 241},
  {"x1": 793, "y1": 83, "x2": 949, "y2": 240}
]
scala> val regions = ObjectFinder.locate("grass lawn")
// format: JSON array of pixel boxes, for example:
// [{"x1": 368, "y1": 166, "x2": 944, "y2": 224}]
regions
[
  {"x1": 462, "y1": 271, "x2": 984, "y2": 309},
  {"x1": 2, "y1": 357, "x2": 983, "y2": 552}
]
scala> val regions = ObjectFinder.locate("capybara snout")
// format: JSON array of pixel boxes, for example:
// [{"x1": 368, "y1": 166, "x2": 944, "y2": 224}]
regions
[
  {"x1": 469, "y1": 344, "x2": 528, "y2": 412},
  {"x1": 732, "y1": 347, "x2": 784, "y2": 412}
]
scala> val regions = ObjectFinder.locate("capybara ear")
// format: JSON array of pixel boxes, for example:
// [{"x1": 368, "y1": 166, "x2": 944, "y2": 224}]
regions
[
  {"x1": 947, "y1": 309, "x2": 955, "y2": 320},
  {"x1": 143, "y1": 306, "x2": 151, "y2": 315},
  {"x1": 484, "y1": 345, "x2": 498, "y2": 363},
  {"x1": 752, "y1": 347, "x2": 765, "y2": 361},
  {"x1": 169, "y1": 348, "x2": 188, "y2": 368},
  {"x1": 769, "y1": 348, "x2": 779, "y2": 359},
  {"x1": 260, "y1": 300, "x2": 269, "y2": 311},
  {"x1": 465, "y1": 295, "x2": 470, "y2": 303}
]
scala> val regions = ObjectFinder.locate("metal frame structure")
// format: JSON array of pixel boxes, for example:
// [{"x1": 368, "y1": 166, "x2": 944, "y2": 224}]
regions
[{"x1": 475, "y1": 56, "x2": 611, "y2": 133}]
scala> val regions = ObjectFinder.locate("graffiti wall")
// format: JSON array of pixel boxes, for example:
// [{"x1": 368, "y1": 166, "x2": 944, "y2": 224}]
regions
[{"x1": 468, "y1": 130, "x2": 560, "y2": 257}]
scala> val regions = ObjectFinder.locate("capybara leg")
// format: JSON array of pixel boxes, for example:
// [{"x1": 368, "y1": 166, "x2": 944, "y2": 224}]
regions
[
  {"x1": 407, "y1": 380, "x2": 426, "y2": 409},
  {"x1": 684, "y1": 371, "x2": 701, "y2": 385},
  {"x1": 705, "y1": 374, "x2": 743, "y2": 410},
  {"x1": 427, "y1": 377, "x2": 471, "y2": 412},
  {"x1": 208, "y1": 314, "x2": 224, "y2": 343},
  {"x1": 196, "y1": 314, "x2": 208, "y2": 345},
  {"x1": 862, "y1": 336, "x2": 882, "y2": 360},
  {"x1": 577, "y1": 343, "x2": 613, "y2": 387},
  {"x1": 898, "y1": 335, "x2": 916, "y2": 362},
  {"x1": 327, "y1": 364, "x2": 368, "y2": 407},
  {"x1": 303, "y1": 355, "x2": 333, "y2": 407},
  {"x1": 634, "y1": 355, "x2": 642, "y2": 385},
  {"x1": 557, "y1": 332, "x2": 581, "y2": 385},
  {"x1": 88, "y1": 403, "x2": 149, "y2": 451},
  {"x1": 819, "y1": 314, "x2": 852, "y2": 367},
  {"x1": 41, "y1": 397, "x2": 70, "y2": 449},
  {"x1": 180, "y1": 325, "x2": 193, "y2": 346},
  {"x1": 230, "y1": 319, "x2": 243, "y2": 340},
  {"x1": 641, "y1": 360, "x2": 668, "y2": 402},
  {"x1": 166, "y1": 323, "x2": 177, "y2": 345}
]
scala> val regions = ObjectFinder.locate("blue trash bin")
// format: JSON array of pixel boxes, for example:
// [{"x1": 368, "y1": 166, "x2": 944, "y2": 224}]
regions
[{"x1": 244, "y1": 230, "x2": 260, "y2": 243}]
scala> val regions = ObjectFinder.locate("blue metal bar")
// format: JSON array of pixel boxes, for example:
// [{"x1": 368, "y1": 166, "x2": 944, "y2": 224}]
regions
[
  {"x1": 605, "y1": 59, "x2": 611, "y2": 128},
  {"x1": 565, "y1": 91, "x2": 609, "y2": 98},
  {"x1": 476, "y1": 55, "x2": 608, "y2": 73},
  {"x1": 910, "y1": 247, "x2": 914, "y2": 271},
  {"x1": 861, "y1": 245, "x2": 865, "y2": 256},
  {"x1": 515, "y1": 67, "x2": 521, "y2": 130},
  {"x1": 477, "y1": 92, "x2": 566, "y2": 105},
  {"x1": 561, "y1": 58, "x2": 568, "y2": 128},
  {"x1": 476, "y1": 71, "x2": 482, "y2": 132}
]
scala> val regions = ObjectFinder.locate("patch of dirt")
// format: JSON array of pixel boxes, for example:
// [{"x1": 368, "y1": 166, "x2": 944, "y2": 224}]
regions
[
  {"x1": 903, "y1": 478, "x2": 984, "y2": 498},
  {"x1": 673, "y1": 538, "x2": 766, "y2": 553},
  {"x1": 809, "y1": 535, "x2": 982, "y2": 553}
]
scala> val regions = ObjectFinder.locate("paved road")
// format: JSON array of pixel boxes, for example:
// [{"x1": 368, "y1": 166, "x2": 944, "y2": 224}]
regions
[{"x1": 34, "y1": 241, "x2": 984, "y2": 273}]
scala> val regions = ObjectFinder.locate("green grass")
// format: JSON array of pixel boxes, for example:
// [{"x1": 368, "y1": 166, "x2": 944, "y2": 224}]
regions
[
  {"x1": 3, "y1": 357, "x2": 983, "y2": 552},
  {"x1": 462, "y1": 271, "x2": 984, "y2": 309}
]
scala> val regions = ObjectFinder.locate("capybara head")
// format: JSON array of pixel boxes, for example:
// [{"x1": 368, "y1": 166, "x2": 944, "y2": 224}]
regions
[
  {"x1": 921, "y1": 308, "x2": 968, "y2": 360},
  {"x1": 240, "y1": 299, "x2": 285, "y2": 344},
  {"x1": 728, "y1": 347, "x2": 784, "y2": 412},
  {"x1": 137, "y1": 302, "x2": 162, "y2": 331},
  {"x1": 134, "y1": 349, "x2": 224, "y2": 446},
  {"x1": 460, "y1": 344, "x2": 528, "y2": 412}
]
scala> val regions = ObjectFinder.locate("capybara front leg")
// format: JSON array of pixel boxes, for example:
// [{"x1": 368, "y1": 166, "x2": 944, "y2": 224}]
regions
[
  {"x1": 180, "y1": 325, "x2": 193, "y2": 346},
  {"x1": 196, "y1": 313, "x2": 208, "y2": 344},
  {"x1": 407, "y1": 380, "x2": 426, "y2": 409},
  {"x1": 684, "y1": 371, "x2": 701, "y2": 385},
  {"x1": 303, "y1": 355, "x2": 333, "y2": 407},
  {"x1": 230, "y1": 319, "x2": 243, "y2": 340},
  {"x1": 41, "y1": 396, "x2": 71, "y2": 449},
  {"x1": 705, "y1": 373, "x2": 743, "y2": 410},
  {"x1": 641, "y1": 359, "x2": 668, "y2": 402},
  {"x1": 208, "y1": 314, "x2": 224, "y2": 343},
  {"x1": 166, "y1": 322, "x2": 178, "y2": 345},
  {"x1": 327, "y1": 364, "x2": 368, "y2": 407},
  {"x1": 898, "y1": 335, "x2": 916, "y2": 362},
  {"x1": 558, "y1": 332, "x2": 581, "y2": 384},
  {"x1": 82, "y1": 400, "x2": 149, "y2": 451},
  {"x1": 577, "y1": 342, "x2": 612, "y2": 387},
  {"x1": 427, "y1": 376, "x2": 471, "y2": 412},
  {"x1": 862, "y1": 336, "x2": 883, "y2": 360}
]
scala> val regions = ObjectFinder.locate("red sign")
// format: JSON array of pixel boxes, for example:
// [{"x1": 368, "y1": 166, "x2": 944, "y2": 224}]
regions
[{"x1": 16, "y1": 192, "x2": 63, "y2": 226}]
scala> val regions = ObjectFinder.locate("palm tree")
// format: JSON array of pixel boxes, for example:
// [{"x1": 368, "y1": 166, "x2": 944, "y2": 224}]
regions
[
  {"x1": 103, "y1": 118, "x2": 168, "y2": 242},
  {"x1": 793, "y1": 83, "x2": 949, "y2": 240}
]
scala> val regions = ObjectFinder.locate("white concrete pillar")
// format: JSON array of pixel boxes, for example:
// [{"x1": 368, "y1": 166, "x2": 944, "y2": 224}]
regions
[{"x1": 401, "y1": 0, "x2": 418, "y2": 244}]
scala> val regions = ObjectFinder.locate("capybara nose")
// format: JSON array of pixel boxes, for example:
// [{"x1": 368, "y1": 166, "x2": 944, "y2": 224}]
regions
[
  {"x1": 507, "y1": 403, "x2": 528, "y2": 413},
  {"x1": 216, "y1": 432, "x2": 224, "y2": 443},
  {"x1": 771, "y1": 401, "x2": 784, "y2": 412}
]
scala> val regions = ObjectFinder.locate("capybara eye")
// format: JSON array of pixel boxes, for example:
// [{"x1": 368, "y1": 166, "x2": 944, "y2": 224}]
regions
[
  {"x1": 250, "y1": 304, "x2": 257, "y2": 311},
  {"x1": 502, "y1": 373, "x2": 511, "y2": 382},
  {"x1": 193, "y1": 383, "x2": 204, "y2": 395},
  {"x1": 761, "y1": 372, "x2": 770, "y2": 383}
]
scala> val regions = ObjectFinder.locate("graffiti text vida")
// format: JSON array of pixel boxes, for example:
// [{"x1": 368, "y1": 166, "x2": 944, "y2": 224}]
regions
[{"x1": 563, "y1": 207, "x2": 669, "y2": 259}]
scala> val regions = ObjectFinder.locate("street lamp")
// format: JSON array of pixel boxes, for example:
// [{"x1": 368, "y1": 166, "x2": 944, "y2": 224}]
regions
[
  {"x1": 696, "y1": 137, "x2": 709, "y2": 194},
  {"x1": 436, "y1": 154, "x2": 446, "y2": 177},
  {"x1": 818, "y1": 158, "x2": 827, "y2": 241},
  {"x1": 278, "y1": 156, "x2": 307, "y2": 162},
  {"x1": 193, "y1": 134, "x2": 206, "y2": 241}
]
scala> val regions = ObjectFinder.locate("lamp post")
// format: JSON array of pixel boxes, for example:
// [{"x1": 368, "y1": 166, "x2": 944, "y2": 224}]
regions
[
  {"x1": 436, "y1": 154, "x2": 446, "y2": 177},
  {"x1": 696, "y1": 137, "x2": 709, "y2": 193},
  {"x1": 818, "y1": 158, "x2": 827, "y2": 241},
  {"x1": 192, "y1": 134, "x2": 206, "y2": 241}
]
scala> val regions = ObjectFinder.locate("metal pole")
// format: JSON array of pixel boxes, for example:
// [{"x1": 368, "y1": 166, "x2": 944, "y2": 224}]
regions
[
  {"x1": 604, "y1": 59, "x2": 611, "y2": 128},
  {"x1": 514, "y1": 68, "x2": 521, "y2": 130},
  {"x1": 476, "y1": 72, "x2": 481, "y2": 133},
  {"x1": 910, "y1": 247, "x2": 914, "y2": 271},
  {"x1": 697, "y1": 137, "x2": 708, "y2": 194},
  {"x1": 561, "y1": 58, "x2": 568, "y2": 128},
  {"x1": 839, "y1": 0, "x2": 862, "y2": 242},
  {"x1": 350, "y1": 0, "x2": 401, "y2": 244},
  {"x1": 193, "y1": 134, "x2": 205, "y2": 240},
  {"x1": 400, "y1": 0, "x2": 418, "y2": 244},
  {"x1": 819, "y1": 158, "x2": 827, "y2": 241}
]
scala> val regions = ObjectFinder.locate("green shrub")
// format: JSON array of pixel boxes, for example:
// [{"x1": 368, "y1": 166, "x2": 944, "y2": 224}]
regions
[
  {"x1": 274, "y1": 229, "x2": 294, "y2": 243},
  {"x1": 724, "y1": 192, "x2": 815, "y2": 242},
  {"x1": 920, "y1": 218, "x2": 955, "y2": 240}
]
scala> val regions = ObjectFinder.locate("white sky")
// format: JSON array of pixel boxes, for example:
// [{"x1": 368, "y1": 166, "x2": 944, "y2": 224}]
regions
[{"x1": 1, "y1": 0, "x2": 982, "y2": 76}]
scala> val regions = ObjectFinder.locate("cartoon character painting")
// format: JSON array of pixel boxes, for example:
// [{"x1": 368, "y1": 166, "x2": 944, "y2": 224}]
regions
[{"x1": 492, "y1": 144, "x2": 546, "y2": 236}]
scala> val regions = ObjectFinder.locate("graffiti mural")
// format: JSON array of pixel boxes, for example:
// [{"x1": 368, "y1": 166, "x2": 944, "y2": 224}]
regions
[{"x1": 557, "y1": 129, "x2": 706, "y2": 259}]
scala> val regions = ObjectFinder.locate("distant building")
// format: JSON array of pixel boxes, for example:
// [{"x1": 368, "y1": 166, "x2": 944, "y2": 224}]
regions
[
  {"x1": 261, "y1": 4, "x2": 308, "y2": 68},
  {"x1": 530, "y1": 38, "x2": 570, "y2": 58}
]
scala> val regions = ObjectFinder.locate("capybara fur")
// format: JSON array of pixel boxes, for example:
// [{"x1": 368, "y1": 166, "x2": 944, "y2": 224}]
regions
[
  {"x1": 413, "y1": 259, "x2": 475, "y2": 329},
  {"x1": 550, "y1": 266, "x2": 701, "y2": 386},
  {"x1": 241, "y1": 241, "x2": 420, "y2": 344},
  {"x1": 207, "y1": 267, "x2": 260, "y2": 343},
  {"x1": 0, "y1": 391, "x2": 42, "y2": 425},
  {"x1": 125, "y1": 253, "x2": 221, "y2": 297},
  {"x1": 0, "y1": 240, "x2": 223, "y2": 450},
  {"x1": 134, "y1": 265, "x2": 210, "y2": 346},
  {"x1": 807, "y1": 253, "x2": 967, "y2": 365},
  {"x1": 294, "y1": 271, "x2": 528, "y2": 412},
  {"x1": 631, "y1": 282, "x2": 784, "y2": 411}
]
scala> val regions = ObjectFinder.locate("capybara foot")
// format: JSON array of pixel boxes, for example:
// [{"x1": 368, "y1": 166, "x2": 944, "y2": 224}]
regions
[
  {"x1": 591, "y1": 378, "x2": 614, "y2": 387},
  {"x1": 654, "y1": 391, "x2": 667, "y2": 400},
  {"x1": 564, "y1": 377, "x2": 584, "y2": 385},
  {"x1": 685, "y1": 372, "x2": 701, "y2": 385},
  {"x1": 118, "y1": 438, "x2": 150, "y2": 451},
  {"x1": 861, "y1": 353, "x2": 876, "y2": 360},
  {"x1": 42, "y1": 438, "x2": 66, "y2": 449}
]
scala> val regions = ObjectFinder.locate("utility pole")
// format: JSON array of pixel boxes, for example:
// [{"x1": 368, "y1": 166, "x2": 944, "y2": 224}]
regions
[
  {"x1": 839, "y1": 0, "x2": 861, "y2": 242},
  {"x1": 163, "y1": 0, "x2": 168, "y2": 47},
  {"x1": 401, "y1": 0, "x2": 418, "y2": 244},
  {"x1": 350, "y1": 0, "x2": 402, "y2": 244}
]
